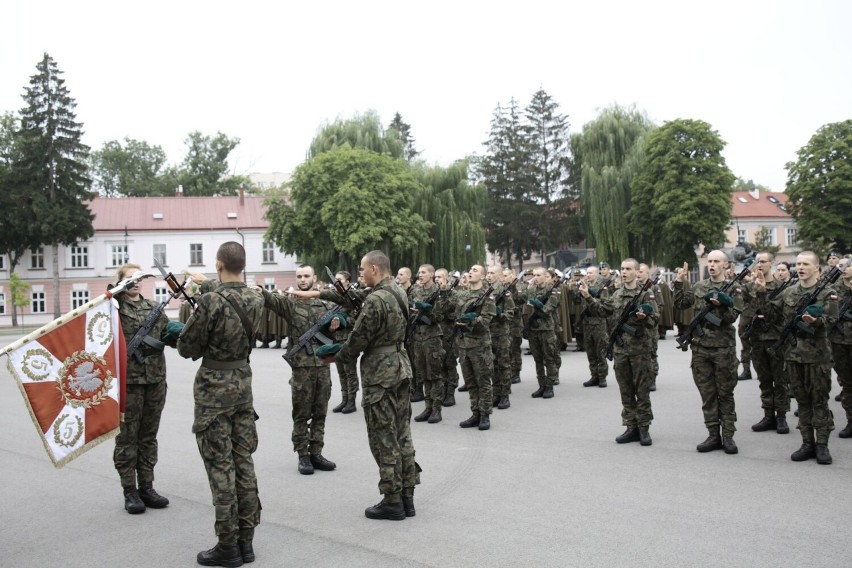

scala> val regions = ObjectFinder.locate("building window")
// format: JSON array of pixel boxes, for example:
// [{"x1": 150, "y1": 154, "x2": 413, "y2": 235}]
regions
[
  {"x1": 786, "y1": 228, "x2": 798, "y2": 247},
  {"x1": 736, "y1": 228, "x2": 747, "y2": 243},
  {"x1": 767, "y1": 227, "x2": 777, "y2": 246},
  {"x1": 71, "y1": 290, "x2": 90, "y2": 309},
  {"x1": 264, "y1": 283, "x2": 276, "y2": 292},
  {"x1": 153, "y1": 244, "x2": 167, "y2": 266},
  {"x1": 110, "y1": 245, "x2": 128, "y2": 267},
  {"x1": 71, "y1": 245, "x2": 89, "y2": 268},
  {"x1": 190, "y1": 243, "x2": 203, "y2": 265},
  {"x1": 262, "y1": 242, "x2": 275, "y2": 263},
  {"x1": 31, "y1": 291, "x2": 46, "y2": 313},
  {"x1": 0, "y1": 255, "x2": 4, "y2": 269},
  {"x1": 31, "y1": 247, "x2": 45, "y2": 269},
  {"x1": 0, "y1": 292, "x2": 5, "y2": 315},
  {"x1": 154, "y1": 285, "x2": 169, "y2": 304}
]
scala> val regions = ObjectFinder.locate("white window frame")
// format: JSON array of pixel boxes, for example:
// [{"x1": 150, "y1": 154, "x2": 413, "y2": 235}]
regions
[
  {"x1": 31, "y1": 247, "x2": 45, "y2": 269},
  {"x1": 110, "y1": 244, "x2": 128, "y2": 267},
  {"x1": 70, "y1": 245, "x2": 89, "y2": 268},
  {"x1": 262, "y1": 242, "x2": 275, "y2": 263},
  {"x1": 190, "y1": 243, "x2": 203, "y2": 265},
  {"x1": 71, "y1": 289, "x2": 90, "y2": 309},
  {"x1": 154, "y1": 285, "x2": 169, "y2": 304},
  {"x1": 153, "y1": 244, "x2": 167, "y2": 266},
  {"x1": 786, "y1": 228, "x2": 798, "y2": 247},
  {"x1": 0, "y1": 290, "x2": 5, "y2": 315},
  {"x1": 736, "y1": 228, "x2": 747, "y2": 243},
  {"x1": 31, "y1": 290, "x2": 46, "y2": 313}
]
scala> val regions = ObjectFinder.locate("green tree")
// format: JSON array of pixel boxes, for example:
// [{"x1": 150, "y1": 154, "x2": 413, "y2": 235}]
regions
[
  {"x1": 785, "y1": 119, "x2": 852, "y2": 252},
  {"x1": 627, "y1": 118, "x2": 735, "y2": 268},
  {"x1": 387, "y1": 112, "x2": 419, "y2": 161},
  {"x1": 308, "y1": 111, "x2": 403, "y2": 160},
  {"x1": 732, "y1": 177, "x2": 771, "y2": 193},
  {"x1": 264, "y1": 146, "x2": 430, "y2": 272},
  {"x1": 12, "y1": 53, "x2": 94, "y2": 317},
  {"x1": 751, "y1": 226, "x2": 781, "y2": 256},
  {"x1": 91, "y1": 137, "x2": 170, "y2": 196},
  {"x1": 576, "y1": 104, "x2": 654, "y2": 263},
  {"x1": 176, "y1": 131, "x2": 250, "y2": 196},
  {"x1": 8, "y1": 272, "x2": 31, "y2": 328}
]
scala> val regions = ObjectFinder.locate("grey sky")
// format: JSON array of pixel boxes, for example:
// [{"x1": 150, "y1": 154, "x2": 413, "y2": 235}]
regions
[{"x1": 2, "y1": 0, "x2": 850, "y2": 191}]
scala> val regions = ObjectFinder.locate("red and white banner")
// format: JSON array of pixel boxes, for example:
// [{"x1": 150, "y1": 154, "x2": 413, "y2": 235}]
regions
[{"x1": 2, "y1": 295, "x2": 126, "y2": 468}]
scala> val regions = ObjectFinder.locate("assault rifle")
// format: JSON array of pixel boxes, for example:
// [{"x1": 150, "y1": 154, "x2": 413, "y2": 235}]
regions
[
  {"x1": 155, "y1": 259, "x2": 198, "y2": 310},
  {"x1": 408, "y1": 271, "x2": 461, "y2": 336},
  {"x1": 495, "y1": 269, "x2": 533, "y2": 309},
  {"x1": 742, "y1": 276, "x2": 797, "y2": 340},
  {"x1": 675, "y1": 261, "x2": 756, "y2": 352},
  {"x1": 282, "y1": 306, "x2": 342, "y2": 368},
  {"x1": 325, "y1": 266, "x2": 363, "y2": 316},
  {"x1": 447, "y1": 281, "x2": 496, "y2": 348},
  {"x1": 768, "y1": 265, "x2": 842, "y2": 358},
  {"x1": 604, "y1": 270, "x2": 660, "y2": 361}
]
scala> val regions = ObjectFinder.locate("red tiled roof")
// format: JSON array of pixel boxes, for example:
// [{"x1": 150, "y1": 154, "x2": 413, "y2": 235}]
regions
[
  {"x1": 89, "y1": 195, "x2": 268, "y2": 232},
  {"x1": 731, "y1": 191, "x2": 789, "y2": 218}
]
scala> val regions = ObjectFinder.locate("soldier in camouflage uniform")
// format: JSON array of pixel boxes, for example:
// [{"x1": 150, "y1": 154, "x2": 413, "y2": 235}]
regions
[
  {"x1": 831, "y1": 257, "x2": 852, "y2": 438},
  {"x1": 435, "y1": 268, "x2": 461, "y2": 406},
  {"x1": 674, "y1": 250, "x2": 744, "y2": 455},
  {"x1": 638, "y1": 264, "x2": 662, "y2": 391},
  {"x1": 583, "y1": 259, "x2": 658, "y2": 445},
  {"x1": 487, "y1": 265, "x2": 516, "y2": 409},
  {"x1": 409, "y1": 264, "x2": 450, "y2": 424},
  {"x1": 755, "y1": 251, "x2": 840, "y2": 464},
  {"x1": 572, "y1": 267, "x2": 610, "y2": 389},
  {"x1": 320, "y1": 250, "x2": 419, "y2": 521},
  {"x1": 737, "y1": 267, "x2": 756, "y2": 382},
  {"x1": 503, "y1": 268, "x2": 525, "y2": 384},
  {"x1": 263, "y1": 265, "x2": 339, "y2": 475},
  {"x1": 177, "y1": 242, "x2": 264, "y2": 566},
  {"x1": 525, "y1": 267, "x2": 561, "y2": 398},
  {"x1": 327, "y1": 271, "x2": 361, "y2": 415},
  {"x1": 113, "y1": 262, "x2": 174, "y2": 515},
  {"x1": 450, "y1": 264, "x2": 497, "y2": 430}
]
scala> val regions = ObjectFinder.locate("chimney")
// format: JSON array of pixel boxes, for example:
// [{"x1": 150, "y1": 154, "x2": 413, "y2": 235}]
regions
[
  {"x1": 239, "y1": 185, "x2": 245, "y2": 206},
  {"x1": 748, "y1": 187, "x2": 760, "y2": 200},
  {"x1": 176, "y1": 184, "x2": 184, "y2": 197}
]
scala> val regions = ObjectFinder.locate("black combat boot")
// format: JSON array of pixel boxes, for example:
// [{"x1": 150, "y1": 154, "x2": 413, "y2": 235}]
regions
[
  {"x1": 598, "y1": 378, "x2": 607, "y2": 388},
  {"x1": 341, "y1": 400, "x2": 357, "y2": 414},
  {"x1": 751, "y1": 411, "x2": 777, "y2": 432},
  {"x1": 696, "y1": 429, "x2": 723, "y2": 452},
  {"x1": 414, "y1": 408, "x2": 432, "y2": 422},
  {"x1": 427, "y1": 408, "x2": 442, "y2": 423},
  {"x1": 197, "y1": 543, "x2": 244, "y2": 567},
  {"x1": 815, "y1": 444, "x2": 833, "y2": 465},
  {"x1": 332, "y1": 399, "x2": 347, "y2": 413},
  {"x1": 738, "y1": 367, "x2": 752, "y2": 381},
  {"x1": 310, "y1": 454, "x2": 336, "y2": 471},
  {"x1": 365, "y1": 495, "x2": 406, "y2": 520},
  {"x1": 553, "y1": 378, "x2": 560, "y2": 385},
  {"x1": 123, "y1": 486, "x2": 145, "y2": 514},
  {"x1": 838, "y1": 421, "x2": 852, "y2": 438},
  {"x1": 457, "y1": 384, "x2": 469, "y2": 392},
  {"x1": 492, "y1": 395, "x2": 500, "y2": 407},
  {"x1": 459, "y1": 413, "x2": 480, "y2": 428},
  {"x1": 478, "y1": 414, "x2": 491, "y2": 430},
  {"x1": 511, "y1": 375, "x2": 521, "y2": 384},
  {"x1": 298, "y1": 455, "x2": 314, "y2": 475},
  {"x1": 402, "y1": 493, "x2": 415, "y2": 517},
  {"x1": 443, "y1": 394, "x2": 456, "y2": 407},
  {"x1": 238, "y1": 529, "x2": 255, "y2": 563},
  {"x1": 791, "y1": 441, "x2": 816, "y2": 461},
  {"x1": 582, "y1": 377, "x2": 599, "y2": 387},
  {"x1": 138, "y1": 481, "x2": 169, "y2": 508},
  {"x1": 542, "y1": 386, "x2": 554, "y2": 399},
  {"x1": 411, "y1": 385, "x2": 425, "y2": 402},
  {"x1": 776, "y1": 413, "x2": 790, "y2": 434},
  {"x1": 649, "y1": 381, "x2": 656, "y2": 392},
  {"x1": 497, "y1": 396, "x2": 511, "y2": 410},
  {"x1": 723, "y1": 437, "x2": 738, "y2": 454},
  {"x1": 531, "y1": 385, "x2": 545, "y2": 398},
  {"x1": 639, "y1": 427, "x2": 652, "y2": 446},
  {"x1": 273, "y1": 339, "x2": 281, "y2": 349},
  {"x1": 616, "y1": 427, "x2": 640, "y2": 444},
  {"x1": 259, "y1": 341, "x2": 269, "y2": 349}
]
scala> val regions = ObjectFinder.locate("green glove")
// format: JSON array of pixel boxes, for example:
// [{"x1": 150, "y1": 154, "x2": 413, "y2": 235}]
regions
[
  {"x1": 638, "y1": 303, "x2": 654, "y2": 315},
  {"x1": 315, "y1": 343, "x2": 342, "y2": 357},
  {"x1": 160, "y1": 321, "x2": 184, "y2": 347},
  {"x1": 457, "y1": 312, "x2": 477, "y2": 324},
  {"x1": 804, "y1": 304, "x2": 824, "y2": 318},
  {"x1": 332, "y1": 313, "x2": 348, "y2": 328},
  {"x1": 704, "y1": 291, "x2": 733, "y2": 308},
  {"x1": 529, "y1": 299, "x2": 544, "y2": 309},
  {"x1": 495, "y1": 306, "x2": 503, "y2": 315},
  {"x1": 413, "y1": 302, "x2": 433, "y2": 311},
  {"x1": 588, "y1": 288, "x2": 599, "y2": 298}
]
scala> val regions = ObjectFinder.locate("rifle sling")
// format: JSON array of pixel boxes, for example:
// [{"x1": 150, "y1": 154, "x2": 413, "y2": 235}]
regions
[{"x1": 216, "y1": 290, "x2": 254, "y2": 360}]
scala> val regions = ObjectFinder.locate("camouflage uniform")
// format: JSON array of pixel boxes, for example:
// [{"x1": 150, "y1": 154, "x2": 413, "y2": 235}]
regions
[
  {"x1": 263, "y1": 290, "x2": 337, "y2": 458},
  {"x1": 451, "y1": 287, "x2": 497, "y2": 416},
  {"x1": 760, "y1": 281, "x2": 839, "y2": 445},
  {"x1": 743, "y1": 279, "x2": 790, "y2": 417},
  {"x1": 525, "y1": 285, "x2": 561, "y2": 388},
  {"x1": 438, "y1": 294, "x2": 461, "y2": 399},
  {"x1": 408, "y1": 284, "x2": 450, "y2": 414},
  {"x1": 336, "y1": 277, "x2": 419, "y2": 498},
  {"x1": 647, "y1": 282, "x2": 662, "y2": 382},
  {"x1": 177, "y1": 280, "x2": 264, "y2": 545},
  {"x1": 490, "y1": 285, "x2": 516, "y2": 399},
  {"x1": 571, "y1": 286, "x2": 609, "y2": 384},
  {"x1": 319, "y1": 289, "x2": 364, "y2": 406},
  {"x1": 509, "y1": 286, "x2": 525, "y2": 381},
  {"x1": 114, "y1": 294, "x2": 170, "y2": 489},
  {"x1": 738, "y1": 286, "x2": 755, "y2": 375},
  {"x1": 831, "y1": 283, "x2": 852, "y2": 429},
  {"x1": 586, "y1": 285, "x2": 658, "y2": 428},
  {"x1": 674, "y1": 278, "x2": 744, "y2": 439}
]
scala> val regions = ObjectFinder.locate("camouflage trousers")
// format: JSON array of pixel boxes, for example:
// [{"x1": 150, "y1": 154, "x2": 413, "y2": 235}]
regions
[
  {"x1": 832, "y1": 341, "x2": 852, "y2": 421},
  {"x1": 412, "y1": 333, "x2": 446, "y2": 411},
  {"x1": 650, "y1": 331, "x2": 659, "y2": 380},
  {"x1": 441, "y1": 334, "x2": 460, "y2": 398},
  {"x1": 582, "y1": 325, "x2": 609, "y2": 382},
  {"x1": 510, "y1": 331, "x2": 522, "y2": 379},
  {"x1": 114, "y1": 381, "x2": 167, "y2": 487},
  {"x1": 335, "y1": 356, "x2": 360, "y2": 403},
  {"x1": 751, "y1": 339, "x2": 790, "y2": 413},
  {"x1": 459, "y1": 343, "x2": 494, "y2": 416},
  {"x1": 613, "y1": 352, "x2": 653, "y2": 428},
  {"x1": 290, "y1": 366, "x2": 331, "y2": 456},
  {"x1": 528, "y1": 330, "x2": 559, "y2": 387},
  {"x1": 690, "y1": 345, "x2": 739, "y2": 438},
  {"x1": 406, "y1": 335, "x2": 420, "y2": 393},
  {"x1": 788, "y1": 361, "x2": 834, "y2": 444},
  {"x1": 363, "y1": 379, "x2": 419, "y2": 496},
  {"x1": 194, "y1": 403, "x2": 260, "y2": 545},
  {"x1": 738, "y1": 320, "x2": 752, "y2": 367},
  {"x1": 491, "y1": 332, "x2": 512, "y2": 397}
]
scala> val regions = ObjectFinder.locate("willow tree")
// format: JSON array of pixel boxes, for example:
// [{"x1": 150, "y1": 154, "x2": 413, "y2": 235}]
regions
[
  {"x1": 576, "y1": 104, "x2": 654, "y2": 263},
  {"x1": 308, "y1": 110, "x2": 403, "y2": 160}
]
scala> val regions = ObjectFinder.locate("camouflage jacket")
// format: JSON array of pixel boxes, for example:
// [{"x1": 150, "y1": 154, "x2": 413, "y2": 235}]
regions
[
  {"x1": 673, "y1": 278, "x2": 743, "y2": 349},
  {"x1": 449, "y1": 286, "x2": 496, "y2": 347},
  {"x1": 337, "y1": 277, "x2": 412, "y2": 392},
  {"x1": 585, "y1": 284, "x2": 658, "y2": 356},
  {"x1": 570, "y1": 285, "x2": 609, "y2": 329},
  {"x1": 118, "y1": 295, "x2": 169, "y2": 385},
  {"x1": 408, "y1": 283, "x2": 450, "y2": 339},
  {"x1": 524, "y1": 284, "x2": 560, "y2": 332},
  {"x1": 742, "y1": 278, "x2": 783, "y2": 341},
  {"x1": 489, "y1": 284, "x2": 516, "y2": 337},
  {"x1": 759, "y1": 280, "x2": 839, "y2": 363},
  {"x1": 831, "y1": 281, "x2": 852, "y2": 345},
  {"x1": 319, "y1": 287, "x2": 369, "y2": 342},
  {"x1": 262, "y1": 289, "x2": 337, "y2": 367},
  {"x1": 177, "y1": 280, "x2": 264, "y2": 409}
]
